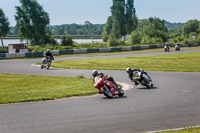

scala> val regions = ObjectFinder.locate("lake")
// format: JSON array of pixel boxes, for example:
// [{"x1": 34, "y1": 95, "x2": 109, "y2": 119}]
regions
[{"x1": 1, "y1": 39, "x2": 102, "y2": 47}]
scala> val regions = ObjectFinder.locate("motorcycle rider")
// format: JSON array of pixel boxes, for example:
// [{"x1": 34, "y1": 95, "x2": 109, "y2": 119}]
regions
[
  {"x1": 44, "y1": 49, "x2": 54, "y2": 60},
  {"x1": 164, "y1": 43, "x2": 170, "y2": 52},
  {"x1": 126, "y1": 67, "x2": 151, "y2": 86},
  {"x1": 92, "y1": 70, "x2": 120, "y2": 93},
  {"x1": 175, "y1": 43, "x2": 180, "y2": 51},
  {"x1": 42, "y1": 49, "x2": 54, "y2": 63}
]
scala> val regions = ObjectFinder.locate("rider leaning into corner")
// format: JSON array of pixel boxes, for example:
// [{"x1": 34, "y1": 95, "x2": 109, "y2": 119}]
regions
[
  {"x1": 126, "y1": 67, "x2": 152, "y2": 86},
  {"x1": 43, "y1": 49, "x2": 54, "y2": 62},
  {"x1": 92, "y1": 70, "x2": 120, "y2": 93}
]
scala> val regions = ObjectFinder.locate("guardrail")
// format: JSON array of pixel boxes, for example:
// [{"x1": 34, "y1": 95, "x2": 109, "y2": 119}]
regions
[{"x1": 0, "y1": 43, "x2": 200, "y2": 59}]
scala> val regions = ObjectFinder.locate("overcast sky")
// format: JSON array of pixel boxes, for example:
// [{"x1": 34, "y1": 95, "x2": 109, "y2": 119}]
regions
[{"x1": 1, "y1": 0, "x2": 200, "y2": 26}]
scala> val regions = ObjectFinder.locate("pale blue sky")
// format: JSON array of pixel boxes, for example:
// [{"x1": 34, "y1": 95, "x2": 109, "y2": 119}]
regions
[{"x1": 1, "y1": 0, "x2": 200, "y2": 26}]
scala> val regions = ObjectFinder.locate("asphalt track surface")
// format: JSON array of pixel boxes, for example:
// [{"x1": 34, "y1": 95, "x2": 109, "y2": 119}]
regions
[{"x1": 0, "y1": 49, "x2": 200, "y2": 133}]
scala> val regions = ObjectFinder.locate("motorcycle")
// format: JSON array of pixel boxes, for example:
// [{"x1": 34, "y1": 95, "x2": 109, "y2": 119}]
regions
[
  {"x1": 94, "y1": 76, "x2": 124, "y2": 98},
  {"x1": 41, "y1": 56, "x2": 52, "y2": 69},
  {"x1": 164, "y1": 45, "x2": 170, "y2": 52},
  {"x1": 175, "y1": 44, "x2": 180, "y2": 51},
  {"x1": 131, "y1": 70, "x2": 153, "y2": 89}
]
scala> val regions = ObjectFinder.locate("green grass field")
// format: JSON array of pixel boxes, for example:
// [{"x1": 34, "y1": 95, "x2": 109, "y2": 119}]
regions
[
  {"x1": 0, "y1": 74, "x2": 95, "y2": 104},
  {"x1": 52, "y1": 52, "x2": 200, "y2": 72},
  {"x1": 156, "y1": 127, "x2": 200, "y2": 133}
]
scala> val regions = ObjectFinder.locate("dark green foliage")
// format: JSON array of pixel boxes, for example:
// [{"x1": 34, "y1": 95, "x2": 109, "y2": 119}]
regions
[
  {"x1": 49, "y1": 21, "x2": 104, "y2": 36},
  {"x1": 165, "y1": 21, "x2": 184, "y2": 29},
  {"x1": 125, "y1": 0, "x2": 138, "y2": 34},
  {"x1": 0, "y1": 9, "x2": 10, "y2": 47},
  {"x1": 15, "y1": 0, "x2": 50, "y2": 45},
  {"x1": 60, "y1": 35, "x2": 73, "y2": 46},
  {"x1": 103, "y1": 0, "x2": 138, "y2": 43},
  {"x1": 0, "y1": 46, "x2": 8, "y2": 53},
  {"x1": 131, "y1": 30, "x2": 141, "y2": 44},
  {"x1": 111, "y1": 0, "x2": 126, "y2": 39},
  {"x1": 109, "y1": 37, "x2": 125, "y2": 47},
  {"x1": 131, "y1": 17, "x2": 168, "y2": 44},
  {"x1": 102, "y1": 16, "x2": 113, "y2": 42},
  {"x1": 182, "y1": 19, "x2": 200, "y2": 36}
]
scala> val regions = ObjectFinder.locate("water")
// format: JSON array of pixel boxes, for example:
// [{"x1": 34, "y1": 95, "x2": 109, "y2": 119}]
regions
[{"x1": 1, "y1": 39, "x2": 102, "y2": 47}]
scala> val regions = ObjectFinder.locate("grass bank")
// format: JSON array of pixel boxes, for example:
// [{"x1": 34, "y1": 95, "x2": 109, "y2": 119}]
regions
[
  {"x1": 156, "y1": 127, "x2": 200, "y2": 133},
  {"x1": 52, "y1": 52, "x2": 200, "y2": 72},
  {"x1": 0, "y1": 74, "x2": 95, "y2": 104}
]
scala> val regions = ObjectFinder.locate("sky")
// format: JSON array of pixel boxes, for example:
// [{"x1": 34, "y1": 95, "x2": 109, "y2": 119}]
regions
[{"x1": 1, "y1": 0, "x2": 200, "y2": 26}]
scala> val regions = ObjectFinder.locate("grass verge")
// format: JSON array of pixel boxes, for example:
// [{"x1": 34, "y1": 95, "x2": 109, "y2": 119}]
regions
[
  {"x1": 0, "y1": 74, "x2": 95, "y2": 104},
  {"x1": 156, "y1": 127, "x2": 200, "y2": 133},
  {"x1": 52, "y1": 52, "x2": 200, "y2": 72}
]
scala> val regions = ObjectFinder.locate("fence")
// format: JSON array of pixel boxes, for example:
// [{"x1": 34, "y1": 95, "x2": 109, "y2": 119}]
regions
[{"x1": 0, "y1": 43, "x2": 200, "y2": 59}]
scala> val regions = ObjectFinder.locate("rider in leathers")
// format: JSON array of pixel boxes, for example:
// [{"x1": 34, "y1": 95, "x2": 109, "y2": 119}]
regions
[
  {"x1": 126, "y1": 67, "x2": 151, "y2": 86},
  {"x1": 92, "y1": 70, "x2": 120, "y2": 93},
  {"x1": 43, "y1": 49, "x2": 54, "y2": 60},
  {"x1": 42, "y1": 49, "x2": 54, "y2": 65}
]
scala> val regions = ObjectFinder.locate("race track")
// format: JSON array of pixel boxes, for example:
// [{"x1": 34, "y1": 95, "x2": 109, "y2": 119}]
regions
[{"x1": 0, "y1": 49, "x2": 200, "y2": 133}]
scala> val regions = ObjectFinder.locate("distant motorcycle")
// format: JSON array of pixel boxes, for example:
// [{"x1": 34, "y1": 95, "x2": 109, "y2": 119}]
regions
[
  {"x1": 41, "y1": 56, "x2": 52, "y2": 69},
  {"x1": 131, "y1": 70, "x2": 153, "y2": 89},
  {"x1": 94, "y1": 76, "x2": 124, "y2": 98},
  {"x1": 175, "y1": 44, "x2": 180, "y2": 51},
  {"x1": 164, "y1": 45, "x2": 170, "y2": 52}
]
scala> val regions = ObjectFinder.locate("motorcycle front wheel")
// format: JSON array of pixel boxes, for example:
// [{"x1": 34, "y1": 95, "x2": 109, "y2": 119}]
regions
[
  {"x1": 40, "y1": 64, "x2": 44, "y2": 69},
  {"x1": 118, "y1": 88, "x2": 124, "y2": 97},
  {"x1": 46, "y1": 62, "x2": 51, "y2": 69}
]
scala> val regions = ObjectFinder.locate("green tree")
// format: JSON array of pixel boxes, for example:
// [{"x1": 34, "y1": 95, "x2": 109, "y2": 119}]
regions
[
  {"x1": 111, "y1": 0, "x2": 126, "y2": 39},
  {"x1": 182, "y1": 19, "x2": 200, "y2": 37},
  {"x1": 125, "y1": 0, "x2": 138, "y2": 34},
  {"x1": 131, "y1": 17, "x2": 168, "y2": 44},
  {"x1": 0, "y1": 9, "x2": 9, "y2": 47},
  {"x1": 102, "y1": 16, "x2": 113, "y2": 42},
  {"x1": 15, "y1": 0, "x2": 50, "y2": 45},
  {"x1": 103, "y1": 0, "x2": 137, "y2": 42}
]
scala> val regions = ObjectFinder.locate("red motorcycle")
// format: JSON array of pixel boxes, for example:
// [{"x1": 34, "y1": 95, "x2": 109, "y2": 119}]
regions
[{"x1": 94, "y1": 76, "x2": 124, "y2": 98}]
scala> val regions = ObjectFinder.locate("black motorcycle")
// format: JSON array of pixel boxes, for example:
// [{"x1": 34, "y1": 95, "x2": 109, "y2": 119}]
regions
[
  {"x1": 41, "y1": 56, "x2": 52, "y2": 69},
  {"x1": 131, "y1": 70, "x2": 153, "y2": 89}
]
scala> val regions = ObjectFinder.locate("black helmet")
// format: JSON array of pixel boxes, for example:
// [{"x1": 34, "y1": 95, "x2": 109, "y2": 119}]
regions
[{"x1": 126, "y1": 67, "x2": 132, "y2": 74}]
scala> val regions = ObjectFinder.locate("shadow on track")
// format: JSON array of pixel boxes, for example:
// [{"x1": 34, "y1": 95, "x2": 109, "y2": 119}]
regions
[
  {"x1": 137, "y1": 86, "x2": 158, "y2": 90},
  {"x1": 102, "y1": 96, "x2": 127, "y2": 100}
]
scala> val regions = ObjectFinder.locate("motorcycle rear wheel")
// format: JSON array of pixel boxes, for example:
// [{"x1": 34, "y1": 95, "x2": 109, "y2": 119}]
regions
[
  {"x1": 46, "y1": 62, "x2": 50, "y2": 69},
  {"x1": 103, "y1": 88, "x2": 113, "y2": 99}
]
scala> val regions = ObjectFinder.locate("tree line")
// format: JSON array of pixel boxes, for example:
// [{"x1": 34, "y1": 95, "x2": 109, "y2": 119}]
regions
[
  {"x1": 0, "y1": 0, "x2": 200, "y2": 48},
  {"x1": 9, "y1": 22, "x2": 104, "y2": 36}
]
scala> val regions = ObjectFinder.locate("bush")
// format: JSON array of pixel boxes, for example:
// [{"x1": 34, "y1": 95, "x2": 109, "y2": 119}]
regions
[
  {"x1": 0, "y1": 46, "x2": 8, "y2": 53},
  {"x1": 108, "y1": 38, "x2": 125, "y2": 47},
  {"x1": 151, "y1": 37, "x2": 163, "y2": 44},
  {"x1": 140, "y1": 35, "x2": 153, "y2": 44},
  {"x1": 131, "y1": 30, "x2": 141, "y2": 44},
  {"x1": 74, "y1": 42, "x2": 109, "y2": 49},
  {"x1": 60, "y1": 35, "x2": 73, "y2": 46}
]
